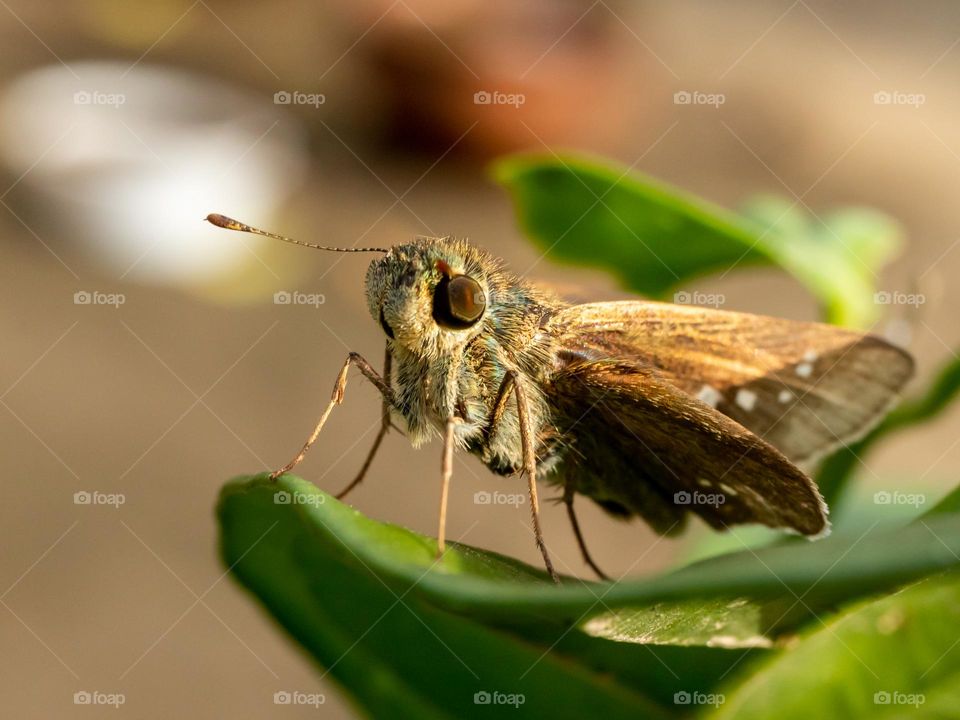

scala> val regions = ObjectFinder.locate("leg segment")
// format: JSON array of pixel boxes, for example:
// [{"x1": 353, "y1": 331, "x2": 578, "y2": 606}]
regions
[
  {"x1": 512, "y1": 373, "x2": 560, "y2": 584},
  {"x1": 270, "y1": 352, "x2": 392, "y2": 480},
  {"x1": 335, "y1": 345, "x2": 393, "y2": 499},
  {"x1": 563, "y1": 486, "x2": 610, "y2": 580},
  {"x1": 436, "y1": 417, "x2": 456, "y2": 557},
  {"x1": 483, "y1": 372, "x2": 515, "y2": 446}
]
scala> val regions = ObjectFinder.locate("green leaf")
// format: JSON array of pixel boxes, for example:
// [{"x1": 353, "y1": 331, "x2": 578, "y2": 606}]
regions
[
  {"x1": 493, "y1": 155, "x2": 900, "y2": 327},
  {"x1": 219, "y1": 475, "x2": 960, "y2": 716},
  {"x1": 221, "y1": 475, "x2": 960, "y2": 625},
  {"x1": 494, "y1": 154, "x2": 767, "y2": 298},
  {"x1": 219, "y1": 474, "x2": 742, "y2": 718},
  {"x1": 739, "y1": 197, "x2": 902, "y2": 327},
  {"x1": 710, "y1": 572, "x2": 960, "y2": 719},
  {"x1": 817, "y1": 351, "x2": 960, "y2": 510}
]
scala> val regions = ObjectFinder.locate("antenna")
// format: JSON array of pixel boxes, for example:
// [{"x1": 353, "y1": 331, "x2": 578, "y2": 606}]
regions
[{"x1": 205, "y1": 213, "x2": 388, "y2": 254}]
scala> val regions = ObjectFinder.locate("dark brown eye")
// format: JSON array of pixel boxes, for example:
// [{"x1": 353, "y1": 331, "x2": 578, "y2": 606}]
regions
[{"x1": 432, "y1": 274, "x2": 486, "y2": 329}]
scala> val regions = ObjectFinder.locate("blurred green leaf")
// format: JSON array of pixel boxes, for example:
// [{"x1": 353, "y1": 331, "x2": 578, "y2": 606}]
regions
[
  {"x1": 740, "y1": 197, "x2": 902, "y2": 327},
  {"x1": 494, "y1": 155, "x2": 900, "y2": 328},
  {"x1": 710, "y1": 572, "x2": 960, "y2": 719},
  {"x1": 494, "y1": 154, "x2": 766, "y2": 297},
  {"x1": 817, "y1": 351, "x2": 960, "y2": 510},
  {"x1": 923, "y1": 484, "x2": 960, "y2": 518}
]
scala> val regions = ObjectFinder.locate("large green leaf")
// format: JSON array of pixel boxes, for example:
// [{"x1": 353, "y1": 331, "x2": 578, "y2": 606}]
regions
[
  {"x1": 218, "y1": 474, "x2": 960, "y2": 717},
  {"x1": 219, "y1": 474, "x2": 753, "y2": 718},
  {"x1": 221, "y1": 475, "x2": 960, "y2": 624},
  {"x1": 709, "y1": 573, "x2": 960, "y2": 719},
  {"x1": 494, "y1": 155, "x2": 900, "y2": 327}
]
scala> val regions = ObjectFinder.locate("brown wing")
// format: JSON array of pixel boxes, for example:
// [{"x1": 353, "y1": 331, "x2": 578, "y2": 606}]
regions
[
  {"x1": 548, "y1": 301, "x2": 914, "y2": 466},
  {"x1": 547, "y1": 360, "x2": 829, "y2": 536}
]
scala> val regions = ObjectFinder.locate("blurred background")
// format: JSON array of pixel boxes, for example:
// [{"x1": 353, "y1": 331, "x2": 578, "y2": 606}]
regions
[{"x1": 1, "y1": 0, "x2": 958, "y2": 717}]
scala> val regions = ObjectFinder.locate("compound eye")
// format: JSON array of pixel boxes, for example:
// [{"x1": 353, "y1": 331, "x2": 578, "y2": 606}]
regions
[{"x1": 433, "y1": 274, "x2": 485, "y2": 329}]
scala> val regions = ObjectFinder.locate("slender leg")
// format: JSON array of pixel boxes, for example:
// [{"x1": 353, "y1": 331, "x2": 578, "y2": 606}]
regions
[
  {"x1": 335, "y1": 345, "x2": 392, "y2": 499},
  {"x1": 483, "y1": 372, "x2": 515, "y2": 445},
  {"x1": 563, "y1": 486, "x2": 609, "y2": 580},
  {"x1": 513, "y1": 373, "x2": 560, "y2": 584},
  {"x1": 270, "y1": 352, "x2": 392, "y2": 480},
  {"x1": 436, "y1": 417, "x2": 456, "y2": 557}
]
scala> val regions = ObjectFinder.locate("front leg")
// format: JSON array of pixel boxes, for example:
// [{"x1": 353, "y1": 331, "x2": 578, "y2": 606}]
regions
[
  {"x1": 335, "y1": 344, "x2": 394, "y2": 499},
  {"x1": 271, "y1": 352, "x2": 393, "y2": 480}
]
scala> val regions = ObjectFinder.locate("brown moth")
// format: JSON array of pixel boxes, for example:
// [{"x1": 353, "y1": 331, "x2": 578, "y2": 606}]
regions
[{"x1": 207, "y1": 213, "x2": 914, "y2": 583}]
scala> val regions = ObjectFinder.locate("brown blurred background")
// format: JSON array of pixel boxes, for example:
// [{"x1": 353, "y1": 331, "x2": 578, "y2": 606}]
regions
[{"x1": 1, "y1": 1, "x2": 959, "y2": 717}]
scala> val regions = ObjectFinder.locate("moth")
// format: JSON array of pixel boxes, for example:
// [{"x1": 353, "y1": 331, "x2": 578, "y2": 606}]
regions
[{"x1": 207, "y1": 213, "x2": 914, "y2": 583}]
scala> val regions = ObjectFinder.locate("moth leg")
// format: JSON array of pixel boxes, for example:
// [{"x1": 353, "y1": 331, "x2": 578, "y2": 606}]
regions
[
  {"x1": 335, "y1": 345, "x2": 393, "y2": 500},
  {"x1": 512, "y1": 372, "x2": 560, "y2": 584},
  {"x1": 436, "y1": 416, "x2": 456, "y2": 557},
  {"x1": 270, "y1": 352, "x2": 393, "y2": 480},
  {"x1": 563, "y1": 486, "x2": 610, "y2": 581},
  {"x1": 483, "y1": 372, "x2": 515, "y2": 445}
]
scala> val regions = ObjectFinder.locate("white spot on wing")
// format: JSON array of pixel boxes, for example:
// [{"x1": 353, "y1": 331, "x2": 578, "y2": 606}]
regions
[
  {"x1": 795, "y1": 362, "x2": 813, "y2": 378},
  {"x1": 697, "y1": 384, "x2": 723, "y2": 408},
  {"x1": 719, "y1": 482, "x2": 738, "y2": 496},
  {"x1": 735, "y1": 388, "x2": 757, "y2": 412},
  {"x1": 778, "y1": 389, "x2": 793, "y2": 403},
  {"x1": 742, "y1": 485, "x2": 773, "y2": 511},
  {"x1": 697, "y1": 478, "x2": 712, "y2": 487}
]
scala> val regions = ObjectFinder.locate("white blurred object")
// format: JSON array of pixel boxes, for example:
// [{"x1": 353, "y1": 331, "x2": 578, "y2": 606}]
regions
[{"x1": 0, "y1": 62, "x2": 308, "y2": 286}]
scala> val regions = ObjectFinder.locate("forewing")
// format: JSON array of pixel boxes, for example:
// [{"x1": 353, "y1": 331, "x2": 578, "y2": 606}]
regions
[
  {"x1": 549, "y1": 360, "x2": 828, "y2": 536},
  {"x1": 549, "y1": 301, "x2": 913, "y2": 465}
]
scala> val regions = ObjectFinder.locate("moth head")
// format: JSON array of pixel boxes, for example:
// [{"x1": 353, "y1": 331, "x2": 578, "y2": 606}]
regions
[
  {"x1": 365, "y1": 238, "x2": 490, "y2": 358},
  {"x1": 201, "y1": 216, "x2": 492, "y2": 359}
]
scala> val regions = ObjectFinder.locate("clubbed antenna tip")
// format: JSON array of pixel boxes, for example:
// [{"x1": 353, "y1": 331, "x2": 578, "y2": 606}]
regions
[{"x1": 205, "y1": 213, "x2": 388, "y2": 254}]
